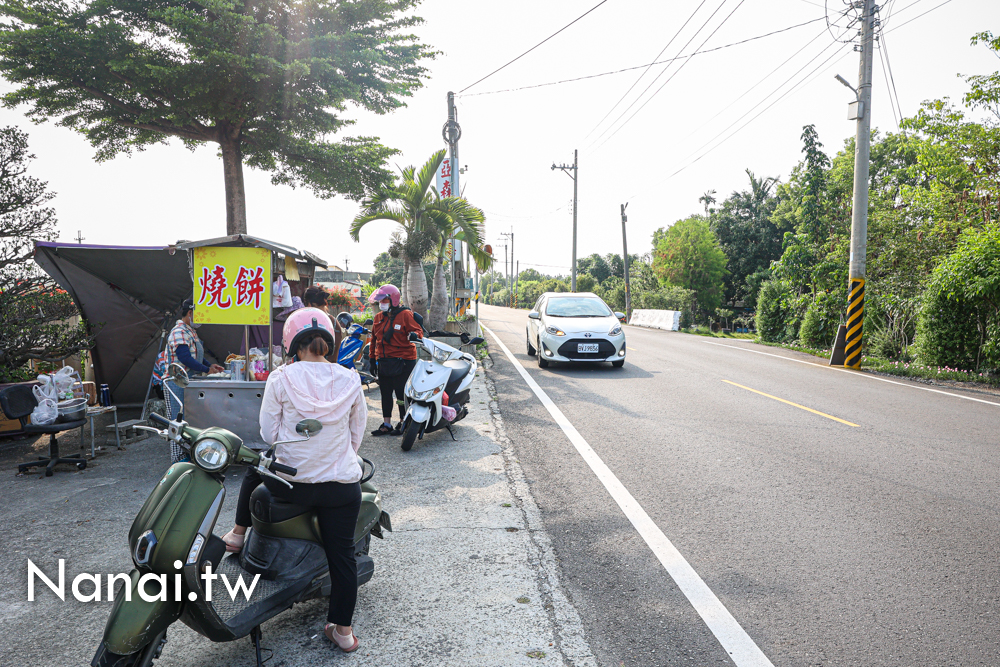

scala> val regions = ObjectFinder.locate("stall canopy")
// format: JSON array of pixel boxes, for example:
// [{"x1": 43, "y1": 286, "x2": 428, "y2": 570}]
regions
[{"x1": 33, "y1": 236, "x2": 326, "y2": 406}]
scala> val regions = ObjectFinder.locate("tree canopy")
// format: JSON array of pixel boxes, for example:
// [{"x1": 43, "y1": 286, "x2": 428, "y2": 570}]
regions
[
  {"x1": 652, "y1": 215, "x2": 728, "y2": 314},
  {"x1": 0, "y1": 0, "x2": 435, "y2": 234}
]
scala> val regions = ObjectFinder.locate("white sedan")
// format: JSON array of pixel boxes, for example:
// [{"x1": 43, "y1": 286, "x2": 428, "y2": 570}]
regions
[{"x1": 526, "y1": 292, "x2": 627, "y2": 368}]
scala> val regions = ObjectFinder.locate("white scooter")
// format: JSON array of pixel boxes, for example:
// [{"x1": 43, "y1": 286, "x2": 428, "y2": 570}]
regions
[{"x1": 400, "y1": 331, "x2": 484, "y2": 451}]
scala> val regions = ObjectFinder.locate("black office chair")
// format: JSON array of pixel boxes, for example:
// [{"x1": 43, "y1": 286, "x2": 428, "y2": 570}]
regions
[{"x1": 0, "y1": 384, "x2": 87, "y2": 476}]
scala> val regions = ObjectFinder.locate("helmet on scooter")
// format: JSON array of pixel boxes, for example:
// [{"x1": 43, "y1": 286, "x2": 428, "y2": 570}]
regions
[
  {"x1": 368, "y1": 284, "x2": 400, "y2": 307},
  {"x1": 282, "y1": 307, "x2": 335, "y2": 357},
  {"x1": 336, "y1": 312, "x2": 353, "y2": 330}
]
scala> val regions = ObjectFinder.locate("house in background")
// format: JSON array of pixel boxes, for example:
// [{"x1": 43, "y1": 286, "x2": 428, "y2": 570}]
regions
[{"x1": 314, "y1": 267, "x2": 372, "y2": 301}]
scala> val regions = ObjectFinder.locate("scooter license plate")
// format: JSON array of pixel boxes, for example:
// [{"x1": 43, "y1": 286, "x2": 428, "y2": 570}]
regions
[{"x1": 577, "y1": 343, "x2": 599, "y2": 353}]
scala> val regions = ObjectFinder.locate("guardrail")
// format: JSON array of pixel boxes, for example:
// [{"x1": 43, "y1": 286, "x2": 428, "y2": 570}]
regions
[{"x1": 628, "y1": 309, "x2": 681, "y2": 331}]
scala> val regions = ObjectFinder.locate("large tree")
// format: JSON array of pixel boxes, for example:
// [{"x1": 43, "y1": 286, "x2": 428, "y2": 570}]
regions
[
  {"x1": 0, "y1": 126, "x2": 92, "y2": 381},
  {"x1": 0, "y1": 0, "x2": 435, "y2": 234},
  {"x1": 652, "y1": 215, "x2": 728, "y2": 314}
]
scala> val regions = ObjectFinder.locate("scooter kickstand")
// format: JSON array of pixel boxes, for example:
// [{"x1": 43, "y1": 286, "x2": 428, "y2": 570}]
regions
[
  {"x1": 250, "y1": 625, "x2": 264, "y2": 667},
  {"x1": 445, "y1": 424, "x2": 457, "y2": 441}
]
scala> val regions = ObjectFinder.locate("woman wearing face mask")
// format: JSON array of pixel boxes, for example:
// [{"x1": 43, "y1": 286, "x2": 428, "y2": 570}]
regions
[
  {"x1": 154, "y1": 299, "x2": 224, "y2": 460},
  {"x1": 367, "y1": 285, "x2": 422, "y2": 436}
]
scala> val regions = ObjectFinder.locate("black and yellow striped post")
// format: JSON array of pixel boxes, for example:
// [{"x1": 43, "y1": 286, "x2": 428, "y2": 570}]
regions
[{"x1": 844, "y1": 278, "x2": 865, "y2": 369}]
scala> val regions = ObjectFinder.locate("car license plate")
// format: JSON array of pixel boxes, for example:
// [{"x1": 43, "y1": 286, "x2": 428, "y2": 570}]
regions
[{"x1": 577, "y1": 343, "x2": 599, "y2": 353}]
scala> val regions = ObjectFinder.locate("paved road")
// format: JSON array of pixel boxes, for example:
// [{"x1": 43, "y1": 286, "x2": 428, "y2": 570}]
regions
[{"x1": 480, "y1": 304, "x2": 1000, "y2": 667}]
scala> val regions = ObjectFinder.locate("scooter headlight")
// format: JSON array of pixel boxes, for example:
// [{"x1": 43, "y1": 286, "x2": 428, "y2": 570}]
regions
[
  {"x1": 413, "y1": 387, "x2": 441, "y2": 401},
  {"x1": 193, "y1": 438, "x2": 229, "y2": 471},
  {"x1": 432, "y1": 346, "x2": 452, "y2": 364}
]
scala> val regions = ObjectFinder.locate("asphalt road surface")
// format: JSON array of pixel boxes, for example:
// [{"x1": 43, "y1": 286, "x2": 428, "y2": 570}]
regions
[{"x1": 479, "y1": 304, "x2": 1000, "y2": 667}]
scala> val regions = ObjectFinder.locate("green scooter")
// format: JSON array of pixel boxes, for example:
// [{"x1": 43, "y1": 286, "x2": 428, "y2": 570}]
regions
[{"x1": 92, "y1": 366, "x2": 391, "y2": 667}]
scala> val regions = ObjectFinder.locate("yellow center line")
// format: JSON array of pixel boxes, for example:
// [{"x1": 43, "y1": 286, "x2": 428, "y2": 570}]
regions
[
  {"x1": 627, "y1": 346, "x2": 638, "y2": 351},
  {"x1": 722, "y1": 380, "x2": 859, "y2": 427}
]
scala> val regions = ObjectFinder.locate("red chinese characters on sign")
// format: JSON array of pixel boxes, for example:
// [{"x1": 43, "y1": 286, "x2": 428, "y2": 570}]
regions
[
  {"x1": 436, "y1": 158, "x2": 453, "y2": 197},
  {"x1": 440, "y1": 160, "x2": 452, "y2": 178},
  {"x1": 440, "y1": 180, "x2": 452, "y2": 197},
  {"x1": 234, "y1": 266, "x2": 266, "y2": 309},
  {"x1": 199, "y1": 265, "x2": 232, "y2": 309}
]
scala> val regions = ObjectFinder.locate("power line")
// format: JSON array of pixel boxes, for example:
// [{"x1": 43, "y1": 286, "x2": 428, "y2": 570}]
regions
[
  {"x1": 884, "y1": 0, "x2": 955, "y2": 35},
  {"x1": 589, "y1": 0, "x2": 749, "y2": 155},
  {"x1": 878, "y1": 41, "x2": 901, "y2": 131},
  {"x1": 458, "y1": 0, "x2": 611, "y2": 94},
  {"x1": 582, "y1": 0, "x2": 709, "y2": 141},
  {"x1": 628, "y1": 40, "x2": 852, "y2": 199},
  {"x1": 459, "y1": 17, "x2": 824, "y2": 98}
]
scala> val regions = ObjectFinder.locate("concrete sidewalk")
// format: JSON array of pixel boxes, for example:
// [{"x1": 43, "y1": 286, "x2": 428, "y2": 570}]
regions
[{"x1": 0, "y1": 363, "x2": 595, "y2": 666}]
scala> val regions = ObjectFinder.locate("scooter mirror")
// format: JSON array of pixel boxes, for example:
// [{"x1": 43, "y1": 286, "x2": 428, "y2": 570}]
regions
[
  {"x1": 408, "y1": 332, "x2": 420, "y2": 342},
  {"x1": 296, "y1": 419, "x2": 322, "y2": 437},
  {"x1": 469, "y1": 337, "x2": 485, "y2": 345},
  {"x1": 460, "y1": 332, "x2": 471, "y2": 344},
  {"x1": 363, "y1": 319, "x2": 374, "y2": 326},
  {"x1": 167, "y1": 363, "x2": 190, "y2": 388}
]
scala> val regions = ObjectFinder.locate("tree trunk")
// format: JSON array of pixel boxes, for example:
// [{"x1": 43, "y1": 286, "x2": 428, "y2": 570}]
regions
[
  {"x1": 219, "y1": 123, "x2": 248, "y2": 235},
  {"x1": 401, "y1": 256, "x2": 409, "y2": 313},
  {"x1": 428, "y1": 252, "x2": 449, "y2": 330},
  {"x1": 407, "y1": 258, "x2": 428, "y2": 321}
]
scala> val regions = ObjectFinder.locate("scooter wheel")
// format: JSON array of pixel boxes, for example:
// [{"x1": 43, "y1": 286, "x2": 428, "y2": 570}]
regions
[
  {"x1": 401, "y1": 420, "x2": 419, "y2": 452},
  {"x1": 77, "y1": 461, "x2": 87, "y2": 470}
]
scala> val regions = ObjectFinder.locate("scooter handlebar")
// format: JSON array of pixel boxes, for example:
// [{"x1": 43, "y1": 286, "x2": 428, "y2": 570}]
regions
[
  {"x1": 270, "y1": 461, "x2": 297, "y2": 476},
  {"x1": 148, "y1": 413, "x2": 170, "y2": 428}
]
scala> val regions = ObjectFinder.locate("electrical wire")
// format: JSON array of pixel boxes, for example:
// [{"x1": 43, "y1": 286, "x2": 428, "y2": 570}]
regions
[
  {"x1": 589, "y1": 0, "x2": 749, "y2": 154},
  {"x1": 582, "y1": 0, "x2": 709, "y2": 141},
  {"x1": 884, "y1": 0, "x2": 954, "y2": 35},
  {"x1": 878, "y1": 40, "x2": 901, "y2": 131},
  {"x1": 459, "y1": 17, "x2": 825, "y2": 98},
  {"x1": 458, "y1": 0, "x2": 611, "y2": 94}
]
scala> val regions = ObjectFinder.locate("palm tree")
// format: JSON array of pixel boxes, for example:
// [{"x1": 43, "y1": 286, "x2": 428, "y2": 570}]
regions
[
  {"x1": 425, "y1": 198, "x2": 492, "y2": 330},
  {"x1": 350, "y1": 150, "x2": 448, "y2": 319},
  {"x1": 699, "y1": 189, "x2": 717, "y2": 217}
]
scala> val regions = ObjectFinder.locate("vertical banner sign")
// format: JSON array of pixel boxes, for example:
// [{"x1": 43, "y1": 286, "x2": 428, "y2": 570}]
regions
[
  {"x1": 435, "y1": 158, "x2": 453, "y2": 198},
  {"x1": 192, "y1": 247, "x2": 271, "y2": 325}
]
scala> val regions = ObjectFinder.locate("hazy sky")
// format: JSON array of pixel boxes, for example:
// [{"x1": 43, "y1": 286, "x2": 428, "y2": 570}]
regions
[{"x1": 2, "y1": 0, "x2": 997, "y2": 275}]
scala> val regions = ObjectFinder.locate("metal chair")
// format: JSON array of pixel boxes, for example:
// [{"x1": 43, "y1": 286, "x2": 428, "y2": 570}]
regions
[{"x1": 0, "y1": 385, "x2": 87, "y2": 476}]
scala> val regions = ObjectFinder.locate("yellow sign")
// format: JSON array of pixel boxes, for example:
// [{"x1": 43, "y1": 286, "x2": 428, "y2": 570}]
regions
[{"x1": 192, "y1": 247, "x2": 271, "y2": 325}]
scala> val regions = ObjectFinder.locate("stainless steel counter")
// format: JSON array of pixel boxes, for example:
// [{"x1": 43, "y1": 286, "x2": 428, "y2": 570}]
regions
[{"x1": 184, "y1": 379, "x2": 267, "y2": 449}]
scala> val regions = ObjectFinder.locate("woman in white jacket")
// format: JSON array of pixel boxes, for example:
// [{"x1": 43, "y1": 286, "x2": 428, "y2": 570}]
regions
[{"x1": 223, "y1": 307, "x2": 367, "y2": 652}]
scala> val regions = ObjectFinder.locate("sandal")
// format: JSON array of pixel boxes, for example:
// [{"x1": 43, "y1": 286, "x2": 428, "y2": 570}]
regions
[
  {"x1": 370, "y1": 423, "x2": 393, "y2": 436},
  {"x1": 391, "y1": 422, "x2": 404, "y2": 436},
  {"x1": 222, "y1": 529, "x2": 245, "y2": 553},
  {"x1": 325, "y1": 624, "x2": 359, "y2": 652}
]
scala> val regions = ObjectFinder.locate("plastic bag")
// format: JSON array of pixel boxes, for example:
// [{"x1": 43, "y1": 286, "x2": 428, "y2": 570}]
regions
[
  {"x1": 33, "y1": 380, "x2": 57, "y2": 404},
  {"x1": 51, "y1": 367, "x2": 81, "y2": 401},
  {"x1": 30, "y1": 398, "x2": 58, "y2": 426},
  {"x1": 272, "y1": 277, "x2": 293, "y2": 308},
  {"x1": 441, "y1": 405, "x2": 457, "y2": 422}
]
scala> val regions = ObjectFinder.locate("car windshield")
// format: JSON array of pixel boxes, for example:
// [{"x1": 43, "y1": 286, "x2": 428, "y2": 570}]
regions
[{"x1": 545, "y1": 297, "x2": 612, "y2": 318}]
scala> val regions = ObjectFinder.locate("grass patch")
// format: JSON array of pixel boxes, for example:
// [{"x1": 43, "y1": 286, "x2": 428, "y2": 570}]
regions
[
  {"x1": 679, "y1": 325, "x2": 756, "y2": 340},
  {"x1": 862, "y1": 358, "x2": 1000, "y2": 387},
  {"x1": 751, "y1": 339, "x2": 830, "y2": 359}
]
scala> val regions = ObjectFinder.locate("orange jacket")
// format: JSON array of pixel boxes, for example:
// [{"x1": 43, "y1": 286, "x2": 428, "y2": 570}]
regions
[{"x1": 371, "y1": 307, "x2": 422, "y2": 361}]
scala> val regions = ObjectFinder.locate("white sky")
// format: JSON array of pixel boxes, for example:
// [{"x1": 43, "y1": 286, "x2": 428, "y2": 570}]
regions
[{"x1": 1, "y1": 0, "x2": 998, "y2": 275}]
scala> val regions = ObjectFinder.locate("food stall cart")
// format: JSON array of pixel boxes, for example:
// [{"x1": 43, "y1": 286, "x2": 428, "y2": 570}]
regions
[{"x1": 174, "y1": 236, "x2": 327, "y2": 449}]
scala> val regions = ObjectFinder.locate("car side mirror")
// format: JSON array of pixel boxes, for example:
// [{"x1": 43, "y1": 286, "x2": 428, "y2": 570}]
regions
[
  {"x1": 528, "y1": 311, "x2": 541, "y2": 320},
  {"x1": 614, "y1": 312, "x2": 626, "y2": 321}
]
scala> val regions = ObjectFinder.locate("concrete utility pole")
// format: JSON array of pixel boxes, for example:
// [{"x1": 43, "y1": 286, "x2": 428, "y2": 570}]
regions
[
  {"x1": 501, "y1": 231, "x2": 514, "y2": 307},
  {"x1": 75, "y1": 231, "x2": 85, "y2": 244},
  {"x1": 444, "y1": 92, "x2": 465, "y2": 316},
  {"x1": 621, "y1": 203, "x2": 631, "y2": 322},
  {"x1": 839, "y1": 0, "x2": 876, "y2": 369},
  {"x1": 552, "y1": 150, "x2": 579, "y2": 291}
]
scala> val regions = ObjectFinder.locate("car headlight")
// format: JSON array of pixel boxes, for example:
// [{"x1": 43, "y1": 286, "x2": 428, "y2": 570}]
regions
[
  {"x1": 193, "y1": 438, "x2": 229, "y2": 471},
  {"x1": 545, "y1": 325, "x2": 566, "y2": 336},
  {"x1": 609, "y1": 324, "x2": 622, "y2": 336}
]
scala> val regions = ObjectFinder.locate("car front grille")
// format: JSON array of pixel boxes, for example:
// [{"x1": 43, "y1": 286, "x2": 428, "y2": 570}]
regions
[{"x1": 556, "y1": 338, "x2": 616, "y2": 360}]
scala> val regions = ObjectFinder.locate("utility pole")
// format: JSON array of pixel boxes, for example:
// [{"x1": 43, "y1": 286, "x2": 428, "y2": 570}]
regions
[
  {"x1": 516, "y1": 261, "x2": 520, "y2": 309},
  {"x1": 621, "y1": 203, "x2": 631, "y2": 322},
  {"x1": 501, "y1": 231, "x2": 514, "y2": 307},
  {"x1": 444, "y1": 91, "x2": 464, "y2": 316},
  {"x1": 836, "y1": 0, "x2": 876, "y2": 369},
  {"x1": 552, "y1": 150, "x2": 579, "y2": 291},
  {"x1": 501, "y1": 242, "x2": 509, "y2": 306},
  {"x1": 75, "y1": 231, "x2": 85, "y2": 244}
]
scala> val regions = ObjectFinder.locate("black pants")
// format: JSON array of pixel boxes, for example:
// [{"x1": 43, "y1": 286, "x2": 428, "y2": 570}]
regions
[
  {"x1": 379, "y1": 358, "x2": 416, "y2": 422},
  {"x1": 234, "y1": 468, "x2": 362, "y2": 626}
]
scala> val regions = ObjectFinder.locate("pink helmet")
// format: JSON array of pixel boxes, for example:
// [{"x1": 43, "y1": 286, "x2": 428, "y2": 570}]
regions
[
  {"x1": 368, "y1": 284, "x2": 400, "y2": 307},
  {"x1": 282, "y1": 307, "x2": 334, "y2": 356}
]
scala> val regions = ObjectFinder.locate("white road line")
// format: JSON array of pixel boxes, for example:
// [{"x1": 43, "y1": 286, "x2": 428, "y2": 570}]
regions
[
  {"x1": 702, "y1": 340, "x2": 1000, "y2": 408},
  {"x1": 484, "y1": 324, "x2": 774, "y2": 667}
]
